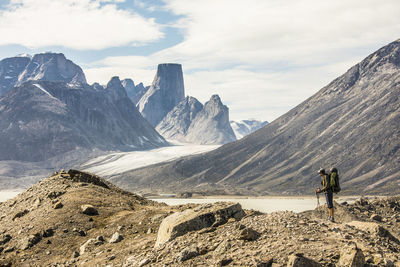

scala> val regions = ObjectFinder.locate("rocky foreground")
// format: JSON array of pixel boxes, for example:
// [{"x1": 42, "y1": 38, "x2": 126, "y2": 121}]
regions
[{"x1": 0, "y1": 171, "x2": 399, "y2": 266}]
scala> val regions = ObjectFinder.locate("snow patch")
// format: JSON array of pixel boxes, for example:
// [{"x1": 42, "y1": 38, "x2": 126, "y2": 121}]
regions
[
  {"x1": 33, "y1": 83, "x2": 57, "y2": 100},
  {"x1": 81, "y1": 143, "x2": 220, "y2": 176}
]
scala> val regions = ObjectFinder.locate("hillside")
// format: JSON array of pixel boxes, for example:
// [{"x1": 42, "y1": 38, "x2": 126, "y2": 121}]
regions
[
  {"x1": 0, "y1": 170, "x2": 399, "y2": 266},
  {"x1": 110, "y1": 39, "x2": 400, "y2": 195}
]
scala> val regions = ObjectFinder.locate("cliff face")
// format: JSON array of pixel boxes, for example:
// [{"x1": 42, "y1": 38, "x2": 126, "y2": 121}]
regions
[
  {"x1": 184, "y1": 95, "x2": 236, "y2": 145},
  {"x1": 137, "y1": 63, "x2": 185, "y2": 126},
  {"x1": 156, "y1": 96, "x2": 204, "y2": 142},
  {"x1": 156, "y1": 95, "x2": 237, "y2": 144},
  {"x1": 17, "y1": 53, "x2": 87, "y2": 86},
  {"x1": 113, "y1": 39, "x2": 400, "y2": 195},
  {"x1": 0, "y1": 56, "x2": 30, "y2": 96}
]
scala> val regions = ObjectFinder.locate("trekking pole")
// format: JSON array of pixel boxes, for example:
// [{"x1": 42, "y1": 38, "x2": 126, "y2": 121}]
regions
[{"x1": 316, "y1": 191, "x2": 320, "y2": 208}]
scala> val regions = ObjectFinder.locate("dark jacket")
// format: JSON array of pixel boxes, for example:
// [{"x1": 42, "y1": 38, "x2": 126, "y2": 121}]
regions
[{"x1": 320, "y1": 173, "x2": 332, "y2": 193}]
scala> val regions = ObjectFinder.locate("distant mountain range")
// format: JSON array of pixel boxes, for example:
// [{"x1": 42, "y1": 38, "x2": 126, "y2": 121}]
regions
[
  {"x1": 230, "y1": 120, "x2": 268, "y2": 139},
  {"x1": 0, "y1": 53, "x2": 169, "y2": 188},
  {"x1": 0, "y1": 52, "x2": 267, "y2": 189},
  {"x1": 110, "y1": 39, "x2": 400, "y2": 196}
]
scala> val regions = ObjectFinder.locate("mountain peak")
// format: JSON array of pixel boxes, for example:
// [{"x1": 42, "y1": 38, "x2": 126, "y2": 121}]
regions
[
  {"x1": 106, "y1": 76, "x2": 128, "y2": 100},
  {"x1": 15, "y1": 52, "x2": 87, "y2": 87},
  {"x1": 138, "y1": 63, "x2": 185, "y2": 126}
]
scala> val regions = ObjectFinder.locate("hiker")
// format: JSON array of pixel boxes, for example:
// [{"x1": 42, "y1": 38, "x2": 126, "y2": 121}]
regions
[{"x1": 316, "y1": 168, "x2": 334, "y2": 222}]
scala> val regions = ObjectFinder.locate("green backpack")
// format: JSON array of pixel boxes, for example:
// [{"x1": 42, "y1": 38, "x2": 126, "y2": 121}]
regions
[{"x1": 330, "y1": 168, "x2": 341, "y2": 193}]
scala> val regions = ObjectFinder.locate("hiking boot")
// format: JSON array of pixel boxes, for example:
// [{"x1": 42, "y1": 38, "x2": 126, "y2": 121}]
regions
[{"x1": 329, "y1": 217, "x2": 335, "y2": 222}]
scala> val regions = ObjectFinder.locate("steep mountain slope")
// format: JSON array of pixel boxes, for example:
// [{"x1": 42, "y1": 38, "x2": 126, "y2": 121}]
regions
[
  {"x1": 0, "y1": 55, "x2": 30, "y2": 96},
  {"x1": 137, "y1": 63, "x2": 185, "y2": 126},
  {"x1": 0, "y1": 53, "x2": 86, "y2": 96},
  {"x1": 0, "y1": 78, "x2": 166, "y2": 162},
  {"x1": 230, "y1": 120, "x2": 269, "y2": 139},
  {"x1": 156, "y1": 95, "x2": 236, "y2": 144},
  {"x1": 156, "y1": 96, "x2": 204, "y2": 142},
  {"x1": 184, "y1": 95, "x2": 236, "y2": 144},
  {"x1": 111, "y1": 39, "x2": 400, "y2": 195}
]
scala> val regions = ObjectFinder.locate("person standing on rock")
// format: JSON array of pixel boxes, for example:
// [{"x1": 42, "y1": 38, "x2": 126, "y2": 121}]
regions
[{"x1": 316, "y1": 168, "x2": 334, "y2": 222}]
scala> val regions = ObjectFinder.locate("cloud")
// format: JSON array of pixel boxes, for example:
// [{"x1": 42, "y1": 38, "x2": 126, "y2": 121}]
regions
[
  {"x1": 84, "y1": 0, "x2": 400, "y2": 120},
  {"x1": 0, "y1": 0, "x2": 164, "y2": 50},
  {"x1": 160, "y1": 0, "x2": 400, "y2": 69}
]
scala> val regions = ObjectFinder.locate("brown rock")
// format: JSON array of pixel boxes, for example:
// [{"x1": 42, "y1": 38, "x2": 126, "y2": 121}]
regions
[
  {"x1": 287, "y1": 254, "x2": 322, "y2": 267},
  {"x1": 81, "y1": 205, "x2": 98, "y2": 216},
  {"x1": 53, "y1": 202, "x2": 63, "y2": 209},
  {"x1": 337, "y1": 245, "x2": 365, "y2": 267},
  {"x1": 370, "y1": 214, "x2": 382, "y2": 222},
  {"x1": 239, "y1": 227, "x2": 260, "y2": 241},
  {"x1": 346, "y1": 221, "x2": 400, "y2": 244},
  {"x1": 155, "y1": 202, "x2": 245, "y2": 246}
]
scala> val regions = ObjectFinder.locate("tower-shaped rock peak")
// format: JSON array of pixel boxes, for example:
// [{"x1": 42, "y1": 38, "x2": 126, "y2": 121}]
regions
[{"x1": 138, "y1": 63, "x2": 185, "y2": 126}]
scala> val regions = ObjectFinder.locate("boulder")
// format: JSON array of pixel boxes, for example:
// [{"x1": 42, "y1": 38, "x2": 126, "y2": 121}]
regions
[
  {"x1": 177, "y1": 246, "x2": 199, "y2": 262},
  {"x1": 287, "y1": 254, "x2": 322, "y2": 267},
  {"x1": 337, "y1": 245, "x2": 365, "y2": 267},
  {"x1": 370, "y1": 214, "x2": 382, "y2": 222},
  {"x1": 20, "y1": 233, "x2": 42, "y2": 250},
  {"x1": 155, "y1": 202, "x2": 245, "y2": 246},
  {"x1": 79, "y1": 238, "x2": 96, "y2": 255},
  {"x1": 53, "y1": 202, "x2": 63, "y2": 209},
  {"x1": 109, "y1": 232, "x2": 123, "y2": 243},
  {"x1": 81, "y1": 205, "x2": 99, "y2": 216},
  {"x1": 239, "y1": 227, "x2": 260, "y2": 241}
]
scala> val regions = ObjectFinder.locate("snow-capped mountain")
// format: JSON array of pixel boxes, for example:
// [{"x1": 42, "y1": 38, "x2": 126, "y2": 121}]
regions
[
  {"x1": 0, "y1": 53, "x2": 168, "y2": 163},
  {"x1": 0, "y1": 52, "x2": 86, "y2": 96},
  {"x1": 0, "y1": 78, "x2": 166, "y2": 162},
  {"x1": 230, "y1": 120, "x2": 269, "y2": 139}
]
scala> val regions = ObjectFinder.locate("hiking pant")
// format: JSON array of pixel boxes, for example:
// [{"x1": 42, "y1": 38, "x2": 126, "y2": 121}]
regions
[{"x1": 325, "y1": 190, "x2": 333, "y2": 208}]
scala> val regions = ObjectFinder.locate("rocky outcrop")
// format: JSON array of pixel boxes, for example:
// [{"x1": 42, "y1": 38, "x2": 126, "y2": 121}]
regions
[
  {"x1": 155, "y1": 202, "x2": 245, "y2": 246},
  {"x1": 137, "y1": 63, "x2": 185, "y2": 126},
  {"x1": 156, "y1": 96, "x2": 203, "y2": 142},
  {"x1": 230, "y1": 119, "x2": 268, "y2": 139},
  {"x1": 337, "y1": 245, "x2": 365, "y2": 267},
  {"x1": 184, "y1": 95, "x2": 236, "y2": 144},
  {"x1": 0, "y1": 174, "x2": 399, "y2": 266},
  {"x1": 346, "y1": 221, "x2": 400, "y2": 243}
]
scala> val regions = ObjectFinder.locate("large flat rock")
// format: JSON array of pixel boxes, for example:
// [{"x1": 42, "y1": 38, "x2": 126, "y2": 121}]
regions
[{"x1": 155, "y1": 202, "x2": 245, "y2": 247}]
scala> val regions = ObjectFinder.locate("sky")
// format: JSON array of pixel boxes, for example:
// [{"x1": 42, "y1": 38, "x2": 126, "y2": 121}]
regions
[{"x1": 0, "y1": 0, "x2": 399, "y2": 121}]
